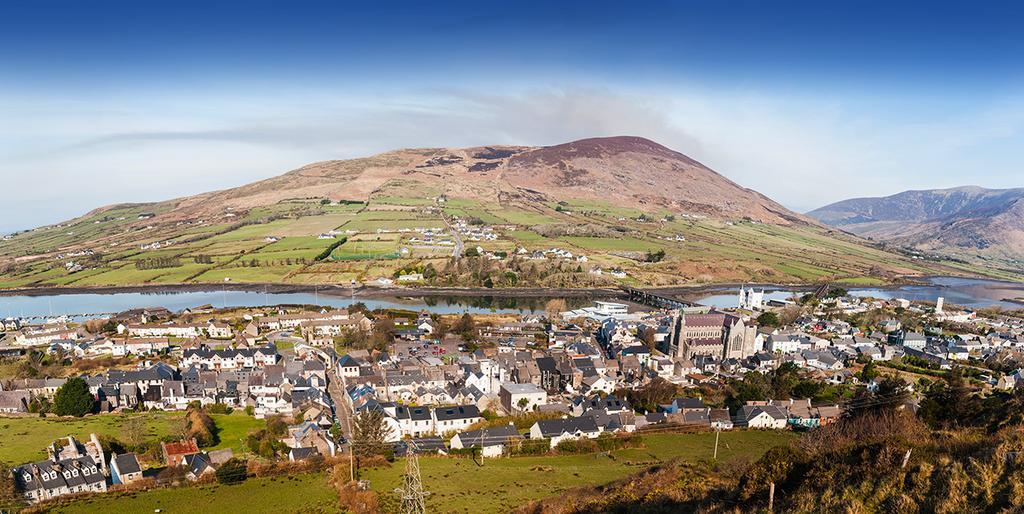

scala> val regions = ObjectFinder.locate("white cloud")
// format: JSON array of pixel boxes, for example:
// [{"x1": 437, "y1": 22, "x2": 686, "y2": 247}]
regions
[{"x1": 1, "y1": 85, "x2": 1022, "y2": 232}]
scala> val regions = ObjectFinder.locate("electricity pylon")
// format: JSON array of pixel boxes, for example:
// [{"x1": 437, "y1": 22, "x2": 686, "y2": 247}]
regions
[{"x1": 395, "y1": 441, "x2": 429, "y2": 514}]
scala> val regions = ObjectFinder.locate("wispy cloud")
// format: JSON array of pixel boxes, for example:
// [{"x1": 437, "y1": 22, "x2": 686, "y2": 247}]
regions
[{"x1": 2, "y1": 85, "x2": 1023, "y2": 232}]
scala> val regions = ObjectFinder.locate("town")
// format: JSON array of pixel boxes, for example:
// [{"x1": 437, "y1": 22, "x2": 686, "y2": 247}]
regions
[{"x1": 2, "y1": 282, "x2": 1023, "y2": 510}]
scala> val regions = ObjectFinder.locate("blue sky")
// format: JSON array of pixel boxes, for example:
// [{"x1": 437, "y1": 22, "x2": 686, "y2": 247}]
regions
[{"x1": 2, "y1": 0, "x2": 1023, "y2": 232}]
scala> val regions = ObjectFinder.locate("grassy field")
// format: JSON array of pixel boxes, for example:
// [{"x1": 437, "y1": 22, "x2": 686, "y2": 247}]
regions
[
  {"x1": 39, "y1": 430, "x2": 792, "y2": 514},
  {"x1": 51, "y1": 471, "x2": 337, "y2": 514},
  {"x1": 0, "y1": 412, "x2": 265, "y2": 465},
  {"x1": 362, "y1": 430, "x2": 794, "y2": 513},
  {"x1": 1, "y1": 192, "x2": 1013, "y2": 289}
]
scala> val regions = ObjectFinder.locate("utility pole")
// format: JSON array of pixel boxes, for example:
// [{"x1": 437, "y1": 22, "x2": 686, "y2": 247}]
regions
[
  {"x1": 713, "y1": 426, "x2": 721, "y2": 460},
  {"x1": 768, "y1": 481, "x2": 775, "y2": 512},
  {"x1": 395, "y1": 441, "x2": 429, "y2": 514},
  {"x1": 478, "y1": 428, "x2": 485, "y2": 467},
  {"x1": 342, "y1": 371, "x2": 355, "y2": 483}
]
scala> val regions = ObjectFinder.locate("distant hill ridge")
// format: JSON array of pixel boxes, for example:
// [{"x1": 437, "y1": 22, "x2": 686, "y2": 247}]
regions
[
  {"x1": 808, "y1": 186, "x2": 1024, "y2": 261},
  {"x1": 148, "y1": 135, "x2": 814, "y2": 227}
]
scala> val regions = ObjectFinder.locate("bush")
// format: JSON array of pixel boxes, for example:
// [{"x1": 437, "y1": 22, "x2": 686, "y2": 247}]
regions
[
  {"x1": 207, "y1": 403, "x2": 233, "y2": 415},
  {"x1": 554, "y1": 438, "x2": 598, "y2": 454},
  {"x1": 315, "y1": 237, "x2": 347, "y2": 261},
  {"x1": 215, "y1": 458, "x2": 248, "y2": 485}
]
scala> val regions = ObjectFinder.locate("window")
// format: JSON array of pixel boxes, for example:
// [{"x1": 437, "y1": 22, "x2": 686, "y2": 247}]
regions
[{"x1": 23, "y1": 473, "x2": 31, "y2": 482}]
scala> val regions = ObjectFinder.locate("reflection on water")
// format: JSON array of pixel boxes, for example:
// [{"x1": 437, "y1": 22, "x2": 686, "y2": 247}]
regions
[
  {"x1": 696, "y1": 277, "x2": 1024, "y2": 310},
  {"x1": 0, "y1": 289, "x2": 599, "y2": 321},
  {"x1": 1, "y1": 276, "x2": 1020, "y2": 321}
]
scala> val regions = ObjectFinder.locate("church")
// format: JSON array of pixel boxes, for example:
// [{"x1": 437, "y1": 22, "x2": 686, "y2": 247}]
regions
[
  {"x1": 664, "y1": 311, "x2": 758, "y2": 360},
  {"x1": 738, "y1": 285, "x2": 765, "y2": 310}
]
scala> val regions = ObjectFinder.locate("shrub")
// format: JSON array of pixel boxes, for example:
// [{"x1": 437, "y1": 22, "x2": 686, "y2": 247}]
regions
[
  {"x1": 207, "y1": 403, "x2": 233, "y2": 415},
  {"x1": 215, "y1": 458, "x2": 248, "y2": 485}
]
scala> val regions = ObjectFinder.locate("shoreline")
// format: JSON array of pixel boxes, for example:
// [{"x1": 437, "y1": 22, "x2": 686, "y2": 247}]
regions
[{"x1": 0, "y1": 274, "x2": 1017, "y2": 301}]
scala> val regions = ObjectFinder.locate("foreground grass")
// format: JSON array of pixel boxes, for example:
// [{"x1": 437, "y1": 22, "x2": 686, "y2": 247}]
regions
[
  {"x1": 50, "y1": 472, "x2": 337, "y2": 514},
  {"x1": 362, "y1": 430, "x2": 794, "y2": 513},
  {"x1": 23, "y1": 430, "x2": 792, "y2": 514},
  {"x1": 0, "y1": 411, "x2": 264, "y2": 465}
]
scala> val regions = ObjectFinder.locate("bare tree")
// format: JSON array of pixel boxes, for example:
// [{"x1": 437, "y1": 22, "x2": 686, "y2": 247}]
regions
[{"x1": 545, "y1": 299, "x2": 567, "y2": 320}]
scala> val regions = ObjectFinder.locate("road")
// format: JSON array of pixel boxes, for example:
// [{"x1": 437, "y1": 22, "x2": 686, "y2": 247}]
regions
[
  {"x1": 327, "y1": 369, "x2": 355, "y2": 442},
  {"x1": 442, "y1": 214, "x2": 464, "y2": 258}
]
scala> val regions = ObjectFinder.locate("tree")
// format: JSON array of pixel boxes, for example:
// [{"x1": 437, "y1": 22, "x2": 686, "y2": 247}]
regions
[
  {"x1": 215, "y1": 458, "x2": 249, "y2": 485},
  {"x1": 0, "y1": 461, "x2": 21, "y2": 512},
  {"x1": 123, "y1": 415, "x2": 147, "y2": 449},
  {"x1": 756, "y1": 312, "x2": 780, "y2": 327},
  {"x1": 640, "y1": 327, "x2": 658, "y2": 352},
  {"x1": 544, "y1": 299, "x2": 567, "y2": 320},
  {"x1": 859, "y1": 360, "x2": 879, "y2": 382},
  {"x1": 644, "y1": 249, "x2": 666, "y2": 263},
  {"x1": 517, "y1": 397, "x2": 530, "y2": 414},
  {"x1": 452, "y1": 313, "x2": 476, "y2": 335},
  {"x1": 351, "y1": 409, "x2": 393, "y2": 456},
  {"x1": 53, "y1": 377, "x2": 94, "y2": 417},
  {"x1": 184, "y1": 406, "x2": 218, "y2": 447}
]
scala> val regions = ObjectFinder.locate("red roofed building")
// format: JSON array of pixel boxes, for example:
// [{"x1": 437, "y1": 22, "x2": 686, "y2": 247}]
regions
[{"x1": 161, "y1": 438, "x2": 200, "y2": 466}]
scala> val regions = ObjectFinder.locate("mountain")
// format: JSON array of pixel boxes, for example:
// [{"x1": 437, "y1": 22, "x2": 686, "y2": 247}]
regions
[
  {"x1": 0, "y1": 136, "x2": 979, "y2": 289},
  {"x1": 808, "y1": 186, "x2": 1024, "y2": 262},
  {"x1": 159, "y1": 136, "x2": 811, "y2": 226}
]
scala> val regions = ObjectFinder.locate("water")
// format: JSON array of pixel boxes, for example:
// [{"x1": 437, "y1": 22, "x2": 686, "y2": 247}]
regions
[
  {"x1": 0, "y1": 290, "x2": 595, "y2": 321},
  {"x1": 695, "y1": 276, "x2": 1024, "y2": 310},
  {"x1": 1, "y1": 276, "x2": 1019, "y2": 321}
]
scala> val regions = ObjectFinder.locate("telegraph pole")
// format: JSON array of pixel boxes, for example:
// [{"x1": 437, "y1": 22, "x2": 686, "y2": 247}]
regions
[{"x1": 713, "y1": 426, "x2": 721, "y2": 460}]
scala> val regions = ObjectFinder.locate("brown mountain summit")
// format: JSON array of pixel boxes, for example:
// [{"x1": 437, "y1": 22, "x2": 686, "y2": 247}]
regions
[{"x1": 155, "y1": 136, "x2": 809, "y2": 226}]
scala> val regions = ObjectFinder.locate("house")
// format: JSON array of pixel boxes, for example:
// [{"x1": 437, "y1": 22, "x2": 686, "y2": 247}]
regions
[
  {"x1": 529, "y1": 416, "x2": 602, "y2": 448},
  {"x1": 499, "y1": 382, "x2": 547, "y2": 414},
  {"x1": 709, "y1": 409, "x2": 734, "y2": 430},
  {"x1": 206, "y1": 322, "x2": 234, "y2": 339},
  {"x1": 182, "y1": 452, "x2": 215, "y2": 481},
  {"x1": 580, "y1": 374, "x2": 615, "y2": 395},
  {"x1": 280, "y1": 422, "x2": 337, "y2": 457},
  {"x1": 161, "y1": 438, "x2": 200, "y2": 466},
  {"x1": 449, "y1": 425, "x2": 523, "y2": 458},
  {"x1": 660, "y1": 397, "x2": 705, "y2": 414},
  {"x1": 110, "y1": 453, "x2": 143, "y2": 485},
  {"x1": 337, "y1": 354, "x2": 362, "y2": 378},
  {"x1": 432, "y1": 405, "x2": 482, "y2": 434},
  {"x1": 288, "y1": 447, "x2": 320, "y2": 461},
  {"x1": 390, "y1": 404, "x2": 435, "y2": 438},
  {"x1": 0, "y1": 390, "x2": 30, "y2": 413},
  {"x1": 735, "y1": 405, "x2": 789, "y2": 429},
  {"x1": 12, "y1": 455, "x2": 107, "y2": 503}
]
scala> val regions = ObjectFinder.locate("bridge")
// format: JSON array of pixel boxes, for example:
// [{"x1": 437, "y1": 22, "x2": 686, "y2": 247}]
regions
[
  {"x1": 812, "y1": 282, "x2": 833, "y2": 298},
  {"x1": 621, "y1": 287, "x2": 707, "y2": 311}
]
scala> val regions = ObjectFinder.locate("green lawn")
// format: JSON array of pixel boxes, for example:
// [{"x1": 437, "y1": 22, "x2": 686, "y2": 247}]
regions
[
  {"x1": 0, "y1": 413, "x2": 179, "y2": 465},
  {"x1": 0, "y1": 412, "x2": 265, "y2": 465},
  {"x1": 51, "y1": 471, "x2": 337, "y2": 514},
  {"x1": 562, "y1": 236, "x2": 664, "y2": 252},
  {"x1": 361, "y1": 430, "x2": 794, "y2": 513}
]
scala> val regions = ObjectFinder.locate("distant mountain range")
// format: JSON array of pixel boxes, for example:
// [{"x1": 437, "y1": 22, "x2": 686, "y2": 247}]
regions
[{"x1": 808, "y1": 186, "x2": 1024, "y2": 262}]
